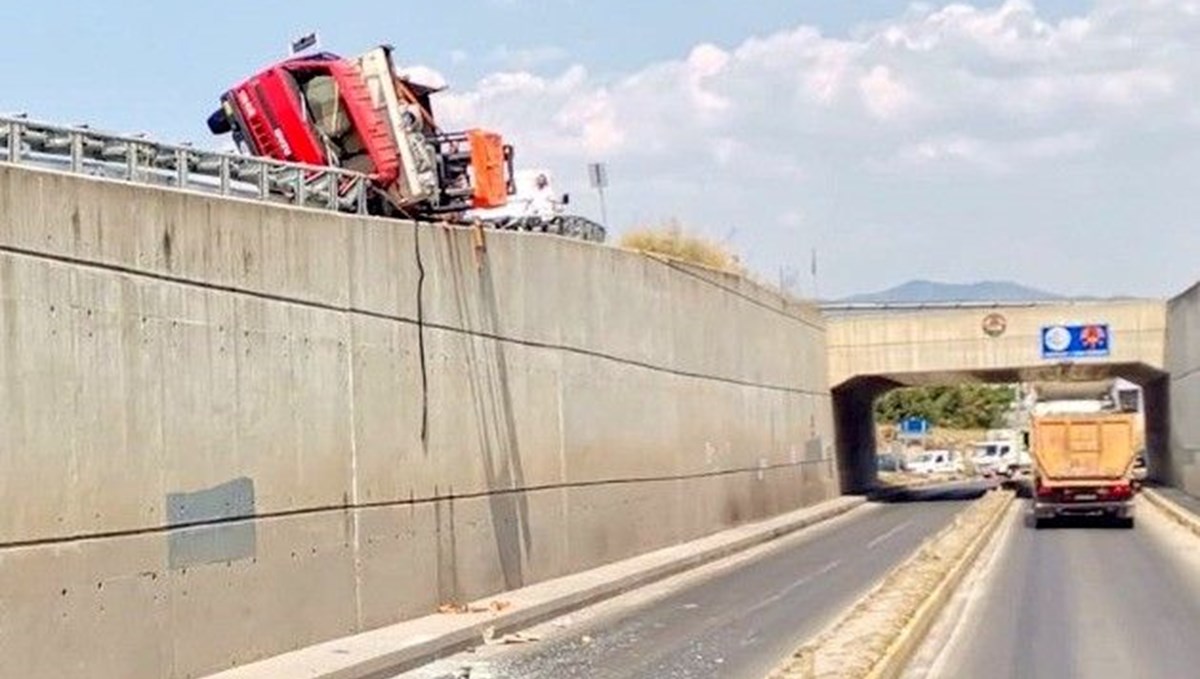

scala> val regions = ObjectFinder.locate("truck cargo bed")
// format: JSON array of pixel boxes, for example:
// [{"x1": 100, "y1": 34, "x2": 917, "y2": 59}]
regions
[
  {"x1": 1031, "y1": 412, "x2": 1138, "y2": 529},
  {"x1": 1032, "y1": 413, "x2": 1137, "y2": 482}
]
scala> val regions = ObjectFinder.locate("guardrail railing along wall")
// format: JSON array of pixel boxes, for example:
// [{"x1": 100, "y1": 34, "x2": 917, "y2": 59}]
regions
[{"x1": 0, "y1": 114, "x2": 369, "y2": 214}]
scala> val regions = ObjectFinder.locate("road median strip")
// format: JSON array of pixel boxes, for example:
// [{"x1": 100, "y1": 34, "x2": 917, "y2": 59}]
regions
[
  {"x1": 1141, "y1": 488, "x2": 1200, "y2": 538},
  {"x1": 767, "y1": 488, "x2": 1014, "y2": 679},
  {"x1": 204, "y1": 495, "x2": 865, "y2": 679}
]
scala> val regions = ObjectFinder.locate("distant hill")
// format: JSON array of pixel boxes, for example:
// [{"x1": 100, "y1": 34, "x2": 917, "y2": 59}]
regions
[{"x1": 841, "y1": 279, "x2": 1065, "y2": 304}]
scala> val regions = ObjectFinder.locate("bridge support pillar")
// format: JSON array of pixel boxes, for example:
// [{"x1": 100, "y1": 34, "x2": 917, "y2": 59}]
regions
[
  {"x1": 1143, "y1": 376, "x2": 1172, "y2": 484},
  {"x1": 833, "y1": 377, "x2": 898, "y2": 494}
]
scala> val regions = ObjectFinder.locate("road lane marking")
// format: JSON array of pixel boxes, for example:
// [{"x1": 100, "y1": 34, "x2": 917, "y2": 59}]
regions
[
  {"x1": 867, "y1": 520, "x2": 912, "y2": 550},
  {"x1": 743, "y1": 559, "x2": 842, "y2": 616}
]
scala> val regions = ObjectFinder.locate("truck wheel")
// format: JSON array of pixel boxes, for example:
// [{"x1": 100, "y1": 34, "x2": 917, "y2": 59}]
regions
[
  {"x1": 207, "y1": 109, "x2": 232, "y2": 135},
  {"x1": 1117, "y1": 517, "x2": 1135, "y2": 529},
  {"x1": 1032, "y1": 516, "x2": 1047, "y2": 530}
]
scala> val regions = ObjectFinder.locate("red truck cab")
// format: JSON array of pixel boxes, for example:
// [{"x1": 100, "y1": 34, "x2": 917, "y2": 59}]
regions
[
  {"x1": 208, "y1": 46, "x2": 511, "y2": 216},
  {"x1": 208, "y1": 52, "x2": 400, "y2": 183}
]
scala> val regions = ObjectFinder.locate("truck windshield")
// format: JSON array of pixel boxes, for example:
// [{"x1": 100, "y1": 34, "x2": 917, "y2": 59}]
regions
[
  {"x1": 303, "y1": 75, "x2": 348, "y2": 141},
  {"x1": 297, "y1": 72, "x2": 370, "y2": 171}
]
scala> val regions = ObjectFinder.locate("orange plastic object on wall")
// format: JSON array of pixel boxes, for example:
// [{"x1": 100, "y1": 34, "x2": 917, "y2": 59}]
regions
[{"x1": 467, "y1": 129, "x2": 512, "y2": 209}]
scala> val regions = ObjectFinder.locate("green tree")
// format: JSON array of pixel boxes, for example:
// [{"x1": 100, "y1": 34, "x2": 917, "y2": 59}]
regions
[{"x1": 874, "y1": 384, "x2": 1016, "y2": 430}]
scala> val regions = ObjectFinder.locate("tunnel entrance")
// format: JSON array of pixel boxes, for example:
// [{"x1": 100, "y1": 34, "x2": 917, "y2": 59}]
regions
[{"x1": 832, "y1": 363, "x2": 1169, "y2": 494}]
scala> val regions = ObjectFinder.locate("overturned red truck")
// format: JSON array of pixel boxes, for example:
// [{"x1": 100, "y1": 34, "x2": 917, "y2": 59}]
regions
[{"x1": 206, "y1": 45, "x2": 513, "y2": 218}]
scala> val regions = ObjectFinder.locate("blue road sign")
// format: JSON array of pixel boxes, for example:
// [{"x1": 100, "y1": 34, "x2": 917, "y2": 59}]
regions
[
  {"x1": 1041, "y1": 323, "x2": 1111, "y2": 359},
  {"x1": 899, "y1": 416, "x2": 929, "y2": 437}
]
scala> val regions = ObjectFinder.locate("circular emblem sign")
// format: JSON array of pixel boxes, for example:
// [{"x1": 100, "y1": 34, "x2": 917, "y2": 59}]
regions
[
  {"x1": 1044, "y1": 325, "x2": 1072, "y2": 352},
  {"x1": 982, "y1": 313, "x2": 1008, "y2": 338}
]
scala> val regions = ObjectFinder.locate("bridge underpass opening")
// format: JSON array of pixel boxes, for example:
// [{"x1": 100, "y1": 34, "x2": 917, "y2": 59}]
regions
[{"x1": 832, "y1": 362, "x2": 1169, "y2": 494}]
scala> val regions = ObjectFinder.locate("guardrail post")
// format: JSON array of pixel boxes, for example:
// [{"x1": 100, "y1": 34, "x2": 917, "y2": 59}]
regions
[
  {"x1": 257, "y1": 162, "x2": 268, "y2": 200},
  {"x1": 175, "y1": 149, "x2": 188, "y2": 188},
  {"x1": 219, "y1": 156, "x2": 231, "y2": 195},
  {"x1": 8, "y1": 121, "x2": 21, "y2": 163},
  {"x1": 295, "y1": 169, "x2": 306, "y2": 207},
  {"x1": 69, "y1": 131, "x2": 83, "y2": 173},
  {"x1": 126, "y1": 141, "x2": 137, "y2": 180},
  {"x1": 357, "y1": 178, "x2": 368, "y2": 214}
]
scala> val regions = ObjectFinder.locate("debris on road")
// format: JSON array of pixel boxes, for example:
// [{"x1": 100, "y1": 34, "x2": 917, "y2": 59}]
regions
[
  {"x1": 481, "y1": 626, "x2": 541, "y2": 646},
  {"x1": 437, "y1": 600, "x2": 513, "y2": 615}
]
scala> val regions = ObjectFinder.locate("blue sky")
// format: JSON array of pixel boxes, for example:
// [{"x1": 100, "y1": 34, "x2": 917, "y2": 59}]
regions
[
  {"x1": 3, "y1": 0, "x2": 1196, "y2": 299},
  {"x1": 0, "y1": 0, "x2": 1089, "y2": 143}
]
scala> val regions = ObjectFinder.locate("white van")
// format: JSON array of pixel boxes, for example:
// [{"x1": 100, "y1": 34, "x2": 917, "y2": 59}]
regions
[
  {"x1": 971, "y1": 442, "x2": 1008, "y2": 475},
  {"x1": 907, "y1": 450, "x2": 961, "y2": 475}
]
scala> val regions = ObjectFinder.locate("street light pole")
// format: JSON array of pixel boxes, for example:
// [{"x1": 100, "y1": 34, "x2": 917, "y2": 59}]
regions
[{"x1": 588, "y1": 162, "x2": 609, "y2": 228}]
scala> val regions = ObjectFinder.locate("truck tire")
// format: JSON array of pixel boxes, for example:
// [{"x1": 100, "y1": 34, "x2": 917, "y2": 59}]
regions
[
  {"x1": 1032, "y1": 516, "x2": 1047, "y2": 530},
  {"x1": 1117, "y1": 516, "x2": 1135, "y2": 529},
  {"x1": 207, "y1": 109, "x2": 232, "y2": 135}
]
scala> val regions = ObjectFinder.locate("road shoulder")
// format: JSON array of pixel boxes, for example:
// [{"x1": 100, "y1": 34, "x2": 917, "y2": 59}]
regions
[{"x1": 203, "y1": 495, "x2": 864, "y2": 679}]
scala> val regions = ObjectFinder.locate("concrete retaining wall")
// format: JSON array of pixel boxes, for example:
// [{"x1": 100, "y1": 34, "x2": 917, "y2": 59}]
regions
[
  {"x1": 0, "y1": 165, "x2": 835, "y2": 678},
  {"x1": 1167, "y1": 282, "x2": 1200, "y2": 495}
]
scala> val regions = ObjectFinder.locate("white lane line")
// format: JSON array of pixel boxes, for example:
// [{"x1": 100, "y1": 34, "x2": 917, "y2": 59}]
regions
[
  {"x1": 744, "y1": 559, "x2": 843, "y2": 616},
  {"x1": 867, "y1": 520, "x2": 912, "y2": 550},
  {"x1": 811, "y1": 560, "x2": 841, "y2": 579}
]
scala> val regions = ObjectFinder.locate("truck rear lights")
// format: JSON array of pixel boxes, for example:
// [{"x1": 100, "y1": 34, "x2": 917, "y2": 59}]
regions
[{"x1": 1094, "y1": 484, "x2": 1131, "y2": 500}]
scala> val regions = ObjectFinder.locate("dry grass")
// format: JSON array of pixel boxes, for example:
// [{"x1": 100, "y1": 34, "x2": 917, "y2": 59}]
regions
[{"x1": 619, "y1": 220, "x2": 744, "y2": 274}]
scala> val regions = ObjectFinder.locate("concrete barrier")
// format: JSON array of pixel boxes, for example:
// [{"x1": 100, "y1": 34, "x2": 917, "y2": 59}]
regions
[
  {"x1": 1167, "y1": 283, "x2": 1200, "y2": 497},
  {"x1": 1142, "y1": 488, "x2": 1200, "y2": 537},
  {"x1": 0, "y1": 165, "x2": 836, "y2": 679}
]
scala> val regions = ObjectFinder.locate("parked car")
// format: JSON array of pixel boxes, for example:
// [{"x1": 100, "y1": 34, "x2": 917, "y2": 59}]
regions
[
  {"x1": 906, "y1": 450, "x2": 962, "y2": 475},
  {"x1": 877, "y1": 453, "x2": 903, "y2": 472}
]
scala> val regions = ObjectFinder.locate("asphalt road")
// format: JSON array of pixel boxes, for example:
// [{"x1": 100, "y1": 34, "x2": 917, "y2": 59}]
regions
[
  {"x1": 398, "y1": 481, "x2": 990, "y2": 679},
  {"x1": 910, "y1": 499, "x2": 1200, "y2": 679}
]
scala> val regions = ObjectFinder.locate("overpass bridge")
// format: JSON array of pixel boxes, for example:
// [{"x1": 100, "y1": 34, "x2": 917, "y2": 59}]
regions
[{"x1": 821, "y1": 300, "x2": 1169, "y2": 492}]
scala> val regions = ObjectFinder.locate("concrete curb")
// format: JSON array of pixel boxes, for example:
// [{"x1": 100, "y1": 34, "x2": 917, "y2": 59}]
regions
[
  {"x1": 1142, "y1": 488, "x2": 1200, "y2": 538},
  {"x1": 862, "y1": 490, "x2": 1015, "y2": 679},
  {"x1": 206, "y1": 495, "x2": 866, "y2": 679}
]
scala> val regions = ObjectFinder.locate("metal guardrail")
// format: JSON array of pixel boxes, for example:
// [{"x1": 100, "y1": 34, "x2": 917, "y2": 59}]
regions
[
  {"x1": 0, "y1": 114, "x2": 369, "y2": 214},
  {"x1": 818, "y1": 299, "x2": 1150, "y2": 313}
]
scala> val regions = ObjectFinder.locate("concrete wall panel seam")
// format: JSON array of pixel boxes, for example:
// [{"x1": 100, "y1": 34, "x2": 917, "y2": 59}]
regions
[{"x1": 0, "y1": 242, "x2": 827, "y2": 397}]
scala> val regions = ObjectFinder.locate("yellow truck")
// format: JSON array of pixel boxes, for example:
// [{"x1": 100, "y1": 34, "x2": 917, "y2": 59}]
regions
[{"x1": 1031, "y1": 412, "x2": 1139, "y2": 528}]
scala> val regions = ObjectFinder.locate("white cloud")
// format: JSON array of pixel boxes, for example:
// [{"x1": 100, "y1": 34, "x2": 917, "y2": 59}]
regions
[
  {"x1": 684, "y1": 44, "x2": 733, "y2": 115},
  {"x1": 880, "y1": 131, "x2": 1098, "y2": 173},
  {"x1": 857, "y1": 65, "x2": 918, "y2": 121},
  {"x1": 395, "y1": 64, "x2": 447, "y2": 89},
  {"x1": 432, "y1": 0, "x2": 1200, "y2": 298}
]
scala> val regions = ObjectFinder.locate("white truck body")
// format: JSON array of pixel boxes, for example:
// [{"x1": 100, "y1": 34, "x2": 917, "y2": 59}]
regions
[
  {"x1": 468, "y1": 169, "x2": 565, "y2": 220},
  {"x1": 971, "y1": 428, "x2": 1031, "y2": 476}
]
